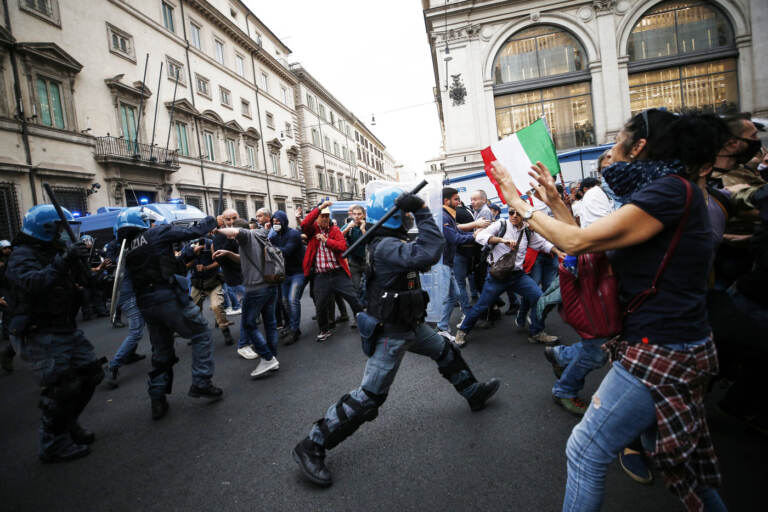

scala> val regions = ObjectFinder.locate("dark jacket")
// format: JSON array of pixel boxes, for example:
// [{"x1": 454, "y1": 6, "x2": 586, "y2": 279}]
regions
[
  {"x1": 300, "y1": 207, "x2": 350, "y2": 277},
  {"x1": 269, "y1": 210, "x2": 304, "y2": 276},
  {"x1": 441, "y1": 206, "x2": 474, "y2": 267}
]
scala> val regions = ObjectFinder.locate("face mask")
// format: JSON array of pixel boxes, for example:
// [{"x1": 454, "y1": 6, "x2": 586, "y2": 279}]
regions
[
  {"x1": 732, "y1": 137, "x2": 762, "y2": 165},
  {"x1": 273, "y1": 224, "x2": 281, "y2": 232},
  {"x1": 602, "y1": 159, "x2": 684, "y2": 203}
]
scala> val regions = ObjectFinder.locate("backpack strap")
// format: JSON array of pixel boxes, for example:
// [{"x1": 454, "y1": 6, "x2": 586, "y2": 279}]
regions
[{"x1": 625, "y1": 175, "x2": 692, "y2": 315}]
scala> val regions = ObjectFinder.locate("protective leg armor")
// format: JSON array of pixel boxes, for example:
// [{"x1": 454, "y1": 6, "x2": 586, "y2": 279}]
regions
[
  {"x1": 315, "y1": 389, "x2": 387, "y2": 450},
  {"x1": 437, "y1": 339, "x2": 478, "y2": 394}
]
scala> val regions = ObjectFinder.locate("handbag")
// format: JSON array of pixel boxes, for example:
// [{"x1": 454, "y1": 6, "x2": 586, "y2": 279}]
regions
[
  {"x1": 558, "y1": 175, "x2": 693, "y2": 339},
  {"x1": 489, "y1": 226, "x2": 526, "y2": 281}
]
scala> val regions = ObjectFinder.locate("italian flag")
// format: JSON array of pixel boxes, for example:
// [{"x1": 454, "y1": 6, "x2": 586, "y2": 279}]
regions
[{"x1": 481, "y1": 118, "x2": 561, "y2": 204}]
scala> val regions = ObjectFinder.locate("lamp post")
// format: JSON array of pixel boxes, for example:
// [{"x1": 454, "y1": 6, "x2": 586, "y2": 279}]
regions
[{"x1": 310, "y1": 114, "x2": 357, "y2": 201}]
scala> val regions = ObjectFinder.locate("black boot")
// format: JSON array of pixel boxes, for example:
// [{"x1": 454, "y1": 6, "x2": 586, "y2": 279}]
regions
[
  {"x1": 151, "y1": 397, "x2": 169, "y2": 420},
  {"x1": 284, "y1": 329, "x2": 301, "y2": 346},
  {"x1": 123, "y1": 351, "x2": 146, "y2": 365},
  {"x1": 106, "y1": 366, "x2": 119, "y2": 388},
  {"x1": 292, "y1": 437, "x2": 332, "y2": 487},
  {"x1": 188, "y1": 383, "x2": 223, "y2": 400},
  {"x1": 39, "y1": 440, "x2": 90, "y2": 464},
  {"x1": 222, "y1": 327, "x2": 234, "y2": 346},
  {"x1": 467, "y1": 378, "x2": 501, "y2": 412},
  {"x1": 69, "y1": 422, "x2": 95, "y2": 445}
]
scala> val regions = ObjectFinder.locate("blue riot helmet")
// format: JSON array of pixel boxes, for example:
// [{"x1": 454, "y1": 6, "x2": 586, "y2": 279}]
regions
[
  {"x1": 115, "y1": 207, "x2": 150, "y2": 239},
  {"x1": 81, "y1": 234, "x2": 94, "y2": 247},
  {"x1": 366, "y1": 186, "x2": 409, "y2": 230},
  {"x1": 0, "y1": 240, "x2": 11, "y2": 249},
  {"x1": 21, "y1": 204, "x2": 80, "y2": 242}
]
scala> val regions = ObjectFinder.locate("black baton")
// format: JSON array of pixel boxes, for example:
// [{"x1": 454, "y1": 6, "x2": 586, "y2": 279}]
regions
[
  {"x1": 43, "y1": 183, "x2": 90, "y2": 279},
  {"x1": 342, "y1": 179, "x2": 428, "y2": 259},
  {"x1": 217, "y1": 173, "x2": 225, "y2": 215}
]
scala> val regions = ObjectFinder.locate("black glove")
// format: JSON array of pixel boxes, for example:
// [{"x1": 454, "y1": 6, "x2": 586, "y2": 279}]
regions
[
  {"x1": 395, "y1": 193, "x2": 424, "y2": 213},
  {"x1": 65, "y1": 241, "x2": 90, "y2": 263}
]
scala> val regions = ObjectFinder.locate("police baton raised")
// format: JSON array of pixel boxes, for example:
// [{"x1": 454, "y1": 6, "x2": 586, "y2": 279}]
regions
[
  {"x1": 43, "y1": 183, "x2": 90, "y2": 281},
  {"x1": 342, "y1": 179, "x2": 428, "y2": 259}
]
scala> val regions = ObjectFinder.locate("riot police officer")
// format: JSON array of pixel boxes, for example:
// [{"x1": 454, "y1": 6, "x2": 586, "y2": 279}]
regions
[
  {"x1": 7, "y1": 205, "x2": 105, "y2": 463},
  {"x1": 117, "y1": 208, "x2": 223, "y2": 420},
  {"x1": 292, "y1": 187, "x2": 501, "y2": 487}
]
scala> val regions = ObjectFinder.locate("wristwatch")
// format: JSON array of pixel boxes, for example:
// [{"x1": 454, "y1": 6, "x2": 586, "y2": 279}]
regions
[{"x1": 522, "y1": 208, "x2": 534, "y2": 220}]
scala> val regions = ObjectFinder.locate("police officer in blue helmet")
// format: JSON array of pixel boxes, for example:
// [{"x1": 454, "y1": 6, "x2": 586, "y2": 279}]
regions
[
  {"x1": 6, "y1": 204, "x2": 105, "y2": 463},
  {"x1": 118, "y1": 207, "x2": 223, "y2": 420},
  {"x1": 292, "y1": 186, "x2": 501, "y2": 487}
]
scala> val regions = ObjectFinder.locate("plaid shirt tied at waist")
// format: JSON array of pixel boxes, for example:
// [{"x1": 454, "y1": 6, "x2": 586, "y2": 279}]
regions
[
  {"x1": 314, "y1": 233, "x2": 340, "y2": 274},
  {"x1": 603, "y1": 337, "x2": 722, "y2": 512}
]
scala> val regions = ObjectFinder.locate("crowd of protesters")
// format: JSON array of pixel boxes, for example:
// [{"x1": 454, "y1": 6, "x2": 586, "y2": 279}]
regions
[{"x1": 2, "y1": 105, "x2": 767, "y2": 510}]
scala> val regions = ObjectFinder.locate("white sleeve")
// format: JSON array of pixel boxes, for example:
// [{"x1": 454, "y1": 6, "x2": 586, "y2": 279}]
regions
[
  {"x1": 474, "y1": 220, "x2": 501, "y2": 247},
  {"x1": 528, "y1": 231, "x2": 554, "y2": 254}
]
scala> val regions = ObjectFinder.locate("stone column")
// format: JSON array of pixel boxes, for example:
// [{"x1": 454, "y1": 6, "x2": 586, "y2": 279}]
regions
[{"x1": 594, "y1": 5, "x2": 625, "y2": 141}]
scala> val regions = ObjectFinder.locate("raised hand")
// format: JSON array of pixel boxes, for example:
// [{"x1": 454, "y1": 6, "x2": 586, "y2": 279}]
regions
[
  {"x1": 528, "y1": 161, "x2": 560, "y2": 207},
  {"x1": 490, "y1": 161, "x2": 523, "y2": 206}
]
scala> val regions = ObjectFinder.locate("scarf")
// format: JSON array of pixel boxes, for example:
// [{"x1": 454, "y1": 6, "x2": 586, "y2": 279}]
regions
[{"x1": 601, "y1": 159, "x2": 685, "y2": 204}]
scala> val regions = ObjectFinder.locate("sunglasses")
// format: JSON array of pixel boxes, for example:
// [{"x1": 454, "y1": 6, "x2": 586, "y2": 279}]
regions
[{"x1": 509, "y1": 210, "x2": 520, "y2": 216}]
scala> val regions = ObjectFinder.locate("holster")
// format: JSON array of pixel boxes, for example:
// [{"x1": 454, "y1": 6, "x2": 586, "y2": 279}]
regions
[{"x1": 356, "y1": 311, "x2": 381, "y2": 357}]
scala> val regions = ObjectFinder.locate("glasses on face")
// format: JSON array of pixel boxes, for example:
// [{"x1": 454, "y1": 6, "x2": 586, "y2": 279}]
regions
[
  {"x1": 509, "y1": 210, "x2": 520, "y2": 216},
  {"x1": 223, "y1": 216, "x2": 237, "y2": 221}
]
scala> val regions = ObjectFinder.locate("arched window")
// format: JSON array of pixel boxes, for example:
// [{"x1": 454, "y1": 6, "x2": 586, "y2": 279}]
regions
[
  {"x1": 627, "y1": 1, "x2": 738, "y2": 114},
  {"x1": 492, "y1": 26, "x2": 594, "y2": 149}
]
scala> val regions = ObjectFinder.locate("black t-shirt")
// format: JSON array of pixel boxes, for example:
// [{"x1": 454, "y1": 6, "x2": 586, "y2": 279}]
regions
[
  {"x1": 609, "y1": 176, "x2": 714, "y2": 345},
  {"x1": 213, "y1": 232, "x2": 243, "y2": 286},
  {"x1": 454, "y1": 205, "x2": 477, "y2": 258}
]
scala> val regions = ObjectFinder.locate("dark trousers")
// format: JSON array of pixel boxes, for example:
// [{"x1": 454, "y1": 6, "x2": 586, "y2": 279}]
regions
[{"x1": 313, "y1": 269, "x2": 362, "y2": 331}]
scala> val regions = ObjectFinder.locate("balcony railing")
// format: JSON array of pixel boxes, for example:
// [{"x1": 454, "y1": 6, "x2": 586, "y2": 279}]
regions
[{"x1": 94, "y1": 136, "x2": 180, "y2": 169}]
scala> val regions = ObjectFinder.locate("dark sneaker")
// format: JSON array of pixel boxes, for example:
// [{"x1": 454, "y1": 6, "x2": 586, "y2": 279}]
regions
[
  {"x1": 106, "y1": 367, "x2": 119, "y2": 389},
  {"x1": 316, "y1": 331, "x2": 333, "y2": 343},
  {"x1": 292, "y1": 437, "x2": 332, "y2": 487},
  {"x1": 222, "y1": 328, "x2": 234, "y2": 346},
  {"x1": 284, "y1": 329, "x2": 301, "y2": 346},
  {"x1": 151, "y1": 398, "x2": 169, "y2": 420},
  {"x1": 69, "y1": 423, "x2": 95, "y2": 445},
  {"x1": 553, "y1": 395, "x2": 587, "y2": 416},
  {"x1": 39, "y1": 442, "x2": 90, "y2": 464},
  {"x1": 123, "y1": 352, "x2": 146, "y2": 365},
  {"x1": 188, "y1": 384, "x2": 223, "y2": 400},
  {"x1": 544, "y1": 345, "x2": 565, "y2": 379},
  {"x1": 468, "y1": 378, "x2": 501, "y2": 412},
  {"x1": 619, "y1": 450, "x2": 653, "y2": 484}
]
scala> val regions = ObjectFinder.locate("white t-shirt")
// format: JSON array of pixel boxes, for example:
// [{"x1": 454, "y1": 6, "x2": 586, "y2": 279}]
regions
[{"x1": 579, "y1": 186, "x2": 613, "y2": 228}]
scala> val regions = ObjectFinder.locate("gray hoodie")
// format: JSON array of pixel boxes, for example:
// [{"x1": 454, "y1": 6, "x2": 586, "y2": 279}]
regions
[{"x1": 235, "y1": 227, "x2": 270, "y2": 291}]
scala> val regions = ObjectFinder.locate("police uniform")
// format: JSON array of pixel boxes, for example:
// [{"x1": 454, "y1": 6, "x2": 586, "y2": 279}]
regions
[
  {"x1": 121, "y1": 212, "x2": 222, "y2": 419},
  {"x1": 292, "y1": 188, "x2": 501, "y2": 487},
  {"x1": 7, "y1": 205, "x2": 104, "y2": 463}
]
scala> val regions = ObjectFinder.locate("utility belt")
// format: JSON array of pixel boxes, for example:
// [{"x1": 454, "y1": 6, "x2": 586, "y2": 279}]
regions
[{"x1": 367, "y1": 288, "x2": 430, "y2": 331}]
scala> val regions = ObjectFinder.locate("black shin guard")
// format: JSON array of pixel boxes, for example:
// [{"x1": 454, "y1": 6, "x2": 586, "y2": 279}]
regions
[
  {"x1": 316, "y1": 389, "x2": 387, "y2": 450},
  {"x1": 437, "y1": 340, "x2": 478, "y2": 393}
]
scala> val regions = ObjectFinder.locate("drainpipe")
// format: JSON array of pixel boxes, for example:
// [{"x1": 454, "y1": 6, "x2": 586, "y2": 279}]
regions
[
  {"x1": 179, "y1": 0, "x2": 209, "y2": 214},
  {"x1": 3, "y1": 0, "x2": 37, "y2": 205},
  {"x1": 245, "y1": 15, "x2": 273, "y2": 211}
]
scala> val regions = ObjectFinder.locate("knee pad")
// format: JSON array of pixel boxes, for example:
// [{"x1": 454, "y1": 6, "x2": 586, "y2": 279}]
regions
[{"x1": 317, "y1": 390, "x2": 386, "y2": 450}]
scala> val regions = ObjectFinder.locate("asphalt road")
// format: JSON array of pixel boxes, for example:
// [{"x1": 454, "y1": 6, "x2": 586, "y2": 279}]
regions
[{"x1": 0, "y1": 296, "x2": 764, "y2": 511}]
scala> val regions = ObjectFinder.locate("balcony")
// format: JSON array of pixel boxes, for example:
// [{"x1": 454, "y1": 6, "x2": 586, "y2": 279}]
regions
[{"x1": 94, "y1": 136, "x2": 180, "y2": 170}]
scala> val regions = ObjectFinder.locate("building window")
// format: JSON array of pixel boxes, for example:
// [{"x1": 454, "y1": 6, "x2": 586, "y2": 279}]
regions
[
  {"x1": 175, "y1": 121, "x2": 189, "y2": 156},
  {"x1": 162, "y1": 2, "x2": 175, "y2": 32},
  {"x1": 190, "y1": 22, "x2": 202, "y2": 50},
  {"x1": 289, "y1": 159, "x2": 298, "y2": 178},
  {"x1": 260, "y1": 71, "x2": 268, "y2": 91},
  {"x1": 324, "y1": 136, "x2": 330, "y2": 152},
  {"x1": 235, "y1": 199, "x2": 248, "y2": 219},
  {"x1": 306, "y1": 93, "x2": 315, "y2": 111},
  {"x1": 333, "y1": 141, "x2": 340, "y2": 157},
  {"x1": 214, "y1": 39, "x2": 225, "y2": 64},
  {"x1": 317, "y1": 170, "x2": 325, "y2": 190},
  {"x1": 52, "y1": 186, "x2": 86, "y2": 216},
  {"x1": 119, "y1": 102, "x2": 137, "y2": 140},
  {"x1": 241, "y1": 99, "x2": 251, "y2": 117},
  {"x1": 627, "y1": 1, "x2": 738, "y2": 115},
  {"x1": 311, "y1": 128, "x2": 319, "y2": 146},
  {"x1": 330, "y1": 111, "x2": 335, "y2": 126},
  {"x1": 212, "y1": 198, "x2": 228, "y2": 214},
  {"x1": 318, "y1": 103, "x2": 326, "y2": 121},
  {"x1": 246, "y1": 145, "x2": 256, "y2": 169},
  {"x1": 281, "y1": 86, "x2": 289, "y2": 105},
  {"x1": 266, "y1": 112, "x2": 274, "y2": 129},
  {"x1": 203, "y1": 130, "x2": 215, "y2": 160},
  {"x1": 226, "y1": 138, "x2": 237, "y2": 165},
  {"x1": 284, "y1": 122, "x2": 291, "y2": 138},
  {"x1": 195, "y1": 74, "x2": 210, "y2": 97},
  {"x1": 276, "y1": 199, "x2": 286, "y2": 213},
  {"x1": 0, "y1": 183, "x2": 21, "y2": 241},
  {"x1": 270, "y1": 152, "x2": 279, "y2": 175},
  {"x1": 184, "y1": 195, "x2": 202, "y2": 210},
  {"x1": 254, "y1": 197, "x2": 265, "y2": 212},
  {"x1": 492, "y1": 25, "x2": 594, "y2": 149},
  {"x1": 107, "y1": 23, "x2": 135, "y2": 61},
  {"x1": 328, "y1": 174, "x2": 335, "y2": 192},
  {"x1": 166, "y1": 56, "x2": 185, "y2": 84},
  {"x1": 220, "y1": 86, "x2": 232, "y2": 107},
  {"x1": 235, "y1": 54, "x2": 245, "y2": 76},
  {"x1": 36, "y1": 77, "x2": 65, "y2": 129},
  {"x1": 337, "y1": 176, "x2": 343, "y2": 193}
]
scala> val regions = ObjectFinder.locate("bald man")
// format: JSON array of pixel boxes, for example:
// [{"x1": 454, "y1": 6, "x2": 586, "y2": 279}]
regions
[{"x1": 213, "y1": 209, "x2": 247, "y2": 353}]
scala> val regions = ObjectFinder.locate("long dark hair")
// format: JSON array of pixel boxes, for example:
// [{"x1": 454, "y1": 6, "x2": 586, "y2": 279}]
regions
[
  {"x1": 648, "y1": 114, "x2": 730, "y2": 179},
  {"x1": 621, "y1": 109, "x2": 678, "y2": 156}
]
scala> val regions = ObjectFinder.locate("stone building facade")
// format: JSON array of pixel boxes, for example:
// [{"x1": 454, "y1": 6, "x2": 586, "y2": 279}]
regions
[{"x1": 423, "y1": 0, "x2": 767, "y2": 179}]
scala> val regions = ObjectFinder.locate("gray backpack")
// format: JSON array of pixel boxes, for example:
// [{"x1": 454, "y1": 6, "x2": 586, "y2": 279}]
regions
[{"x1": 244, "y1": 232, "x2": 286, "y2": 284}]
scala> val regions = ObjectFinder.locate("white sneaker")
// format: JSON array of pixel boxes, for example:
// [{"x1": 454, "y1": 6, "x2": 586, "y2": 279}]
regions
[
  {"x1": 456, "y1": 314, "x2": 465, "y2": 330},
  {"x1": 237, "y1": 346, "x2": 259, "y2": 360},
  {"x1": 227, "y1": 308, "x2": 242, "y2": 316},
  {"x1": 250, "y1": 356, "x2": 279, "y2": 378},
  {"x1": 437, "y1": 330, "x2": 455, "y2": 342}
]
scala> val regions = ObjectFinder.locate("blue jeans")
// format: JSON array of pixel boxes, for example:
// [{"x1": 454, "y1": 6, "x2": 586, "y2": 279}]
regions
[
  {"x1": 437, "y1": 264, "x2": 470, "y2": 332},
  {"x1": 138, "y1": 295, "x2": 214, "y2": 399},
  {"x1": 453, "y1": 253, "x2": 473, "y2": 307},
  {"x1": 242, "y1": 286, "x2": 279, "y2": 359},
  {"x1": 281, "y1": 273, "x2": 305, "y2": 332},
  {"x1": 518, "y1": 253, "x2": 557, "y2": 326},
  {"x1": 564, "y1": 350, "x2": 726, "y2": 511},
  {"x1": 552, "y1": 338, "x2": 608, "y2": 399},
  {"x1": 309, "y1": 323, "x2": 480, "y2": 447},
  {"x1": 461, "y1": 272, "x2": 544, "y2": 335},
  {"x1": 109, "y1": 293, "x2": 145, "y2": 370}
]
